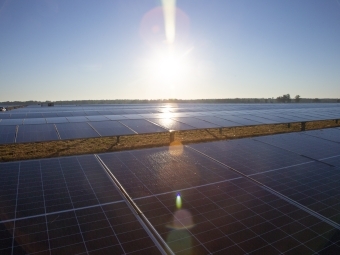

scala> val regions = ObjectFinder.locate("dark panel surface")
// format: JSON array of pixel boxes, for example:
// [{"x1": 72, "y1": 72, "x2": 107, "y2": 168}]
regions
[
  {"x1": 22, "y1": 118, "x2": 47, "y2": 125},
  {"x1": 0, "y1": 119, "x2": 23, "y2": 125},
  {"x1": 194, "y1": 116, "x2": 241, "y2": 127},
  {"x1": 86, "y1": 115, "x2": 109, "y2": 122},
  {"x1": 251, "y1": 162, "x2": 340, "y2": 224},
  {"x1": 189, "y1": 138, "x2": 312, "y2": 175},
  {"x1": 56, "y1": 122, "x2": 100, "y2": 139},
  {"x1": 89, "y1": 121, "x2": 135, "y2": 137},
  {"x1": 216, "y1": 115, "x2": 262, "y2": 126},
  {"x1": 302, "y1": 128, "x2": 340, "y2": 143},
  {"x1": 255, "y1": 132, "x2": 340, "y2": 160},
  {"x1": 0, "y1": 125, "x2": 16, "y2": 144},
  {"x1": 46, "y1": 117, "x2": 69, "y2": 123},
  {"x1": 16, "y1": 124, "x2": 59, "y2": 143},
  {"x1": 119, "y1": 119, "x2": 167, "y2": 134},
  {"x1": 67, "y1": 116, "x2": 89, "y2": 123},
  {"x1": 171, "y1": 117, "x2": 220, "y2": 129}
]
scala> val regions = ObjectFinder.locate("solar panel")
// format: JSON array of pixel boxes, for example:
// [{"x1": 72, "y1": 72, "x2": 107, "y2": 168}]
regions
[
  {"x1": 46, "y1": 117, "x2": 69, "y2": 124},
  {"x1": 170, "y1": 117, "x2": 220, "y2": 129},
  {"x1": 194, "y1": 116, "x2": 241, "y2": 127},
  {"x1": 0, "y1": 119, "x2": 23, "y2": 126},
  {"x1": 22, "y1": 118, "x2": 47, "y2": 125},
  {"x1": 86, "y1": 115, "x2": 109, "y2": 121},
  {"x1": 250, "y1": 162, "x2": 340, "y2": 224},
  {"x1": 216, "y1": 115, "x2": 261, "y2": 126},
  {"x1": 56, "y1": 122, "x2": 100, "y2": 140},
  {"x1": 26, "y1": 112, "x2": 44, "y2": 118},
  {"x1": 16, "y1": 124, "x2": 59, "y2": 143},
  {"x1": 0, "y1": 125, "x2": 16, "y2": 144},
  {"x1": 56, "y1": 112, "x2": 74, "y2": 117},
  {"x1": 67, "y1": 116, "x2": 89, "y2": 122},
  {"x1": 0, "y1": 113, "x2": 11, "y2": 119},
  {"x1": 89, "y1": 121, "x2": 136, "y2": 136},
  {"x1": 119, "y1": 119, "x2": 168, "y2": 134},
  {"x1": 42, "y1": 112, "x2": 59, "y2": 118},
  {"x1": 147, "y1": 118, "x2": 195, "y2": 131},
  {"x1": 302, "y1": 128, "x2": 340, "y2": 143},
  {"x1": 189, "y1": 138, "x2": 312, "y2": 175},
  {"x1": 238, "y1": 114, "x2": 278, "y2": 124},
  {"x1": 98, "y1": 147, "x2": 340, "y2": 254},
  {"x1": 9, "y1": 113, "x2": 27, "y2": 119},
  {"x1": 105, "y1": 115, "x2": 127, "y2": 120},
  {"x1": 0, "y1": 156, "x2": 163, "y2": 254},
  {"x1": 255, "y1": 132, "x2": 340, "y2": 160}
]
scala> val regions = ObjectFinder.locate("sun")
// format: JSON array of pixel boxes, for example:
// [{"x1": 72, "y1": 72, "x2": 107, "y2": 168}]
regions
[{"x1": 146, "y1": 49, "x2": 189, "y2": 85}]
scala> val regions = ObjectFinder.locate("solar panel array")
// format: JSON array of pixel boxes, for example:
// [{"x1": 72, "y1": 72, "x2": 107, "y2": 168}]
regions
[
  {"x1": 2, "y1": 127, "x2": 340, "y2": 254},
  {"x1": 1, "y1": 104, "x2": 340, "y2": 144}
]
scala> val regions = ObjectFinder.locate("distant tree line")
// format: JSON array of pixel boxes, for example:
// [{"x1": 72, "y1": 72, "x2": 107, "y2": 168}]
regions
[{"x1": 1, "y1": 98, "x2": 340, "y2": 106}]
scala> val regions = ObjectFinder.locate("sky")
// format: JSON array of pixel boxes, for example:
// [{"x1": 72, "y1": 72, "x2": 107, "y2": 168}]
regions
[{"x1": 1, "y1": 0, "x2": 340, "y2": 101}]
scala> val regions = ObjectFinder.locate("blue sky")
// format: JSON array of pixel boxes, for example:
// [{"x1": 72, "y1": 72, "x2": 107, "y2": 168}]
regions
[{"x1": 1, "y1": 0, "x2": 340, "y2": 101}]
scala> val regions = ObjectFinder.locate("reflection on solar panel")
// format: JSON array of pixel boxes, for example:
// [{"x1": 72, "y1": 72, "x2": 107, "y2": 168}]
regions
[
  {"x1": 16, "y1": 124, "x2": 59, "y2": 143},
  {"x1": 147, "y1": 118, "x2": 194, "y2": 131},
  {"x1": 170, "y1": 117, "x2": 220, "y2": 129},
  {"x1": 105, "y1": 115, "x2": 127, "y2": 120},
  {"x1": 56, "y1": 122, "x2": 100, "y2": 140},
  {"x1": 90, "y1": 121, "x2": 136, "y2": 137},
  {"x1": 98, "y1": 146, "x2": 340, "y2": 254},
  {"x1": 0, "y1": 156, "x2": 163, "y2": 254},
  {"x1": 119, "y1": 119, "x2": 167, "y2": 134},
  {"x1": 0, "y1": 125, "x2": 16, "y2": 144},
  {"x1": 255, "y1": 132, "x2": 340, "y2": 160},
  {"x1": 23, "y1": 118, "x2": 47, "y2": 125}
]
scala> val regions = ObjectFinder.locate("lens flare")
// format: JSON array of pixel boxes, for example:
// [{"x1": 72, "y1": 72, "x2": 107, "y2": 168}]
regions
[
  {"x1": 161, "y1": 0, "x2": 176, "y2": 44},
  {"x1": 176, "y1": 193, "x2": 182, "y2": 209}
]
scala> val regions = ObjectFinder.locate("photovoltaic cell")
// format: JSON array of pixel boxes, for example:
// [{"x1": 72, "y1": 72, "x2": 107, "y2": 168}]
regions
[
  {"x1": 86, "y1": 115, "x2": 109, "y2": 121},
  {"x1": 89, "y1": 121, "x2": 135, "y2": 136},
  {"x1": 0, "y1": 156, "x2": 162, "y2": 254},
  {"x1": 9, "y1": 114, "x2": 27, "y2": 119},
  {"x1": 105, "y1": 115, "x2": 127, "y2": 120},
  {"x1": 194, "y1": 116, "x2": 241, "y2": 127},
  {"x1": 22, "y1": 118, "x2": 47, "y2": 125},
  {"x1": 0, "y1": 119, "x2": 23, "y2": 125},
  {"x1": 26, "y1": 112, "x2": 44, "y2": 118},
  {"x1": 99, "y1": 147, "x2": 340, "y2": 254},
  {"x1": 147, "y1": 118, "x2": 195, "y2": 131},
  {"x1": 16, "y1": 124, "x2": 59, "y2": 143},
  {"x1": 302, "y1": 128, "x2": 340, "y2": 143},
  {"x1": 56, "y1": 122, "x2": 100, "y2": 140},
  {"x1": 238, "y1": 114, "x2": 278, "y2": 124},
  {"x1": 255, "y1": 132, "x2": 340, "y2": 160},
  {"x1": 250, "y1": 162, "x2": 340, "y2": 225},
  {"x1": 56, "y1": 112, "x2": 74, "y2": 117},
  {"x1": 216, "y1": 115, "x2": 262, "y2": 126},
  {"x1": 46, "y1": 117, "x2": 69, "y2": 123},
  {"x1": 0, "y1": 113, "x2": 11, "y2": 119},
  {"x1": 119, "y1": 119, "x2": 167, "y2": 134},
  {"x1": 42, "y1": 112, "x2": 59, "y2": 118},
  {"x1": 67, "y1": 116, "x2": 89, "y2": 122},
  {"x1": 189, "y1": 138, "x2": 312, "y2": 175},
  {"x1": 170, "y1": 117, "x2": 220, "y2": 129},
  {"x1": 0, "y1": 125, "x2": 16, "y2": 144}
]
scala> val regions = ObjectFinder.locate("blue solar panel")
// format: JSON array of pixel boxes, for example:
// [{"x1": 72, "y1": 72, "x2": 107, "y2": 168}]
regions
[
  {"x1": 216, "y1": 115, "x2": 262, "y2": 126},
  {"x1": 26, "y1": 112, "x2": 44, "y2": 118},
  {"x1": 46, "y1": 117, "x2": 69, "y2": 123},
  {"x1": 0, "y1": 119, "x2": 23, "y2": 125},
  {"x1": 56, "y1": 122, "x2": 100, "y2": 139},
  {"x1": 16, "y1": 124, "x2": 59, "y2": 143},
  {"x1": 66, "y1": 116, "x2": 89, "y2": 122},
  {"x1": 171, "y1": 117, "x2": 221, "y2": 128},
  {"x1": 302, "y1": 128, "x2": 340, "y2": 143},
  {"x1": 195, "y1": 116, "x2": 241, "y2": 127},
  {"x1": 23, "y1": 118, "x2": 47, "y2": 125},
  {"x1": 0, "y1": 156, "x2": 163, "y2": 254},
  {"x1": 86, "y1": 115, "x2": 109, "y2": 121},
  {"x1": 147, "y1": 118, "x2": 195, "y2": 130},
  {"x1": 90, "y1": 121, "x2": 136, "y2": 136},
  {"x1": 0, "y1": 125, "x2": 17, "y2": 144},
  {"x1": 119, "y1": 119, "x2": 167, "y2": 134}
]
